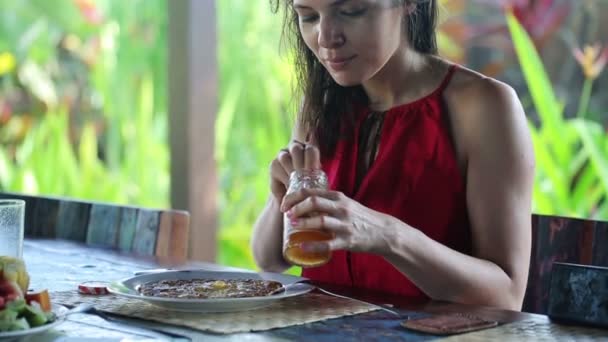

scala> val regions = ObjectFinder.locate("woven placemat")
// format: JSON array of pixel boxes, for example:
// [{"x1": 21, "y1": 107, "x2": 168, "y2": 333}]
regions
[
  {"x1": 441, "y1": 319, "x2": 608, "y2": 341},
  {"x1": 51, "y1": 290, "x2": 379, "y2": 334}
]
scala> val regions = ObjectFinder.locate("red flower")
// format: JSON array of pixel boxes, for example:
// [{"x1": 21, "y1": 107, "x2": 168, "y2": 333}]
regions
[
  {"x1": 470, "y1": 0, "x2": 571, "y2": 50},
  {"x1": 73, "y1": 0, "x2": 104, "y2": 25}
]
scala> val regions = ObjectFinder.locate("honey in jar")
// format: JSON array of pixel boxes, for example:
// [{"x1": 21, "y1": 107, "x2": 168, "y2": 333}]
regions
[{"x1": 282, "y1": 169, "x2": 333, "y2": 267}]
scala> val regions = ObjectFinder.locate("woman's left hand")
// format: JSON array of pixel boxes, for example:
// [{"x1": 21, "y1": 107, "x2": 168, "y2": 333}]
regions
[{"x1": 280, "y1": 188, "x2": 396, "y2": 255}]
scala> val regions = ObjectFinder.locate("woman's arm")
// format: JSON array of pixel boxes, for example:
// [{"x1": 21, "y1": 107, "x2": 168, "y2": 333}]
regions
[
  {"x1": 383, "y1": 78, "x2": 534, "y2": 310},
  {"x1": 251, "y1": 196, "x2": 291, "y2": 272},
  {"x1": 251, "y1": 120, "x2": 311, "y2": 272}
]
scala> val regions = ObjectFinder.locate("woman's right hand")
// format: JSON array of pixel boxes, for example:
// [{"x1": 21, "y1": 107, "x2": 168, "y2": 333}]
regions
[{"x1": 269, "y1": 140, "x2": 321, "y2": 204}]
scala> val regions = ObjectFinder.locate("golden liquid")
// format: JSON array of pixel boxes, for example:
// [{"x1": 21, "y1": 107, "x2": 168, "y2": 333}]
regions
[{"x1": 283, "y1": 230, "x2": 333, "y2": 267}]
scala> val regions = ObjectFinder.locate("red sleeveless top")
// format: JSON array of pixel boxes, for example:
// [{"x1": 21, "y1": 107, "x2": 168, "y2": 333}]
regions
[{"x1": 302, "y1": 65, "x2": 471, "y2": 299}]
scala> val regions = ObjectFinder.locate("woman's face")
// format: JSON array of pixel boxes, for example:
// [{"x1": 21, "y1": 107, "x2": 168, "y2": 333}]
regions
[{"x1": 293, "y1": 0, "x2": 406, "y2": 86}]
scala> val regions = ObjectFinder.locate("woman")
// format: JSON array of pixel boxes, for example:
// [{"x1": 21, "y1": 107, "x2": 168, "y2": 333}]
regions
[{"x1": 251, "y1": 0, "x2": 535, "y2": 311}]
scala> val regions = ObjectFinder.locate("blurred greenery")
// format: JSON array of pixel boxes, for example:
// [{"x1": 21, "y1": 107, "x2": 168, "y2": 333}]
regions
[
  {"x1": 216, "y1": 1, "x2": 295, "y2": 271},
  {"x1": 507, "y1": 10, "x2": 608, "y2": 219},
  {"x1": 0, "y1": 0, "x2": 168, "y2": 207}
]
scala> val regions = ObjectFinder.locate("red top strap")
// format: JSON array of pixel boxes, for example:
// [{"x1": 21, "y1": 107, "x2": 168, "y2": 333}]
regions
[{"x1": 435, "y1": 64, "x2": 458, "y2": 95}]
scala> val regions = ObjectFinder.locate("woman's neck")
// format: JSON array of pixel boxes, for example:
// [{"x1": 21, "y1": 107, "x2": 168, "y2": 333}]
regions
[{"x1": 362, "y1": 47, "x2": 440, "y2": 112}]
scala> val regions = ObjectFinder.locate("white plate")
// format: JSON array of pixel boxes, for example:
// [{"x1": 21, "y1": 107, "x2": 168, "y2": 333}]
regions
[
  {"x1": 0, "y1": 303, "x2": 68, "y2": 339},
  {"x1": 107, "y1": 270, "x2": 314, "y2": 313}
]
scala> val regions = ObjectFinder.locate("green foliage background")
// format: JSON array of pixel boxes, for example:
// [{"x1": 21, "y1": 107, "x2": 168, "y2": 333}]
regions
[
  {"x1": 216, "y1": 1, "x2": 295, "y2": 270},
  {"x1": 0, "y1": 0, "x2": 169, "y2": 207}
]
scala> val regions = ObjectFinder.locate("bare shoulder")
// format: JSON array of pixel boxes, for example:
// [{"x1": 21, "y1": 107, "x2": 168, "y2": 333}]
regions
[
  {"x1": 445, "y1": 65, "x2": 522, "y2": 121},
  {"x1": 443, "y1": 65, "x2": 531, "y2": 159}
]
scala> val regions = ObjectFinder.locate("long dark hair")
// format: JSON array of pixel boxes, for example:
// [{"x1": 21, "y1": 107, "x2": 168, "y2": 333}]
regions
[{"x1": 270, "y1": 0, "x2": 438, "y2": 156}]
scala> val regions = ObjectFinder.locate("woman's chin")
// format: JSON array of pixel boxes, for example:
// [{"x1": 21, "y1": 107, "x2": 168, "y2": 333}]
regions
[{"x1": 331, "y1": 75, "x2": 362, "y2": 87}]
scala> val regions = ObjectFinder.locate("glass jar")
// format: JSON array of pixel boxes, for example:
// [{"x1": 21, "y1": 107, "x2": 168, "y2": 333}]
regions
[{"x1": 282, "y1": 169, "x2": 333, "y2": 267}]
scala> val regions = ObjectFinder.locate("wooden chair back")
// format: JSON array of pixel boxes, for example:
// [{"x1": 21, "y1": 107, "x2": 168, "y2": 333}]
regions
[
  {"x1": 524, "y1": 213, "x2": 608, "y2": 314},
  {"x1": 0, "y1": 192, "x2": 190, "y2": 260}
]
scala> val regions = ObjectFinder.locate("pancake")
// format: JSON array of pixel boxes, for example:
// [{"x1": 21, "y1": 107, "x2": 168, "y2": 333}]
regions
[{"x1": 137, "y1": 279, "x2": 284, "y2": 299}]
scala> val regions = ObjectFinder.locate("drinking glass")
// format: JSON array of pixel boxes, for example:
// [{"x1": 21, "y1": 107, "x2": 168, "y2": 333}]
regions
[{"x1": 0, "y1": 199, "x2": 25, "y2": 258}]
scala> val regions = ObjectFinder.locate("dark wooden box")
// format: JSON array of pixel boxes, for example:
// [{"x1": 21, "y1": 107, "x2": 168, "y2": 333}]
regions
[{"x1": 547, "y1": 262, "x2": 608, "y2": 328}]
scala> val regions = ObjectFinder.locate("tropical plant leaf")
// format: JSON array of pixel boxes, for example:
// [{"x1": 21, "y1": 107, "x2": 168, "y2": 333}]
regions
[
  {"x1": 573, "y1": 119, "x2": 608, "y2": 198},
  {"x1": 506, "y1": 10, "x2": 570, "y2": 167}
]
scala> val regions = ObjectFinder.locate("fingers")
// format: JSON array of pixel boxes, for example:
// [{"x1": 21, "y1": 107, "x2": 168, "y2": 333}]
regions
[
  {"x1": 281, "y1": 188, "x2": 342, "y2": 212},
  {"x1": 270, "y1": 158, "x2": 289, "y2": 201},
  {"x1": 273, "y1": 141, "x2": 322, "y2": 204},
  {"x1": 286, "y1": 193, "x2": 344, "y2": 219},
  {"x1": 289, "y1": 213, "x2": 346, "y2": 233},
  {"x1": 270, "y1": 158, "x2": 289, "y2": 186},
  {"x1": 304, "y1": 145, "x2": 321, "y2": 170},
  {"x1": 289, "y1": 140, "x2": 321, "y2": 171},
  {"x1": 277, "y1": 149, "x2": 294, "y2": 176},
  {"x1": 289, "y1": 140, "x2": 305, "y2": 170}
]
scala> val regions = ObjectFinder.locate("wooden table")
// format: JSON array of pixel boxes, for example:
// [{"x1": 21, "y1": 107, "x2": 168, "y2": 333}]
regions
[{"x1": 21, "y1": 239, "x2": 607, "y2": 341}]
